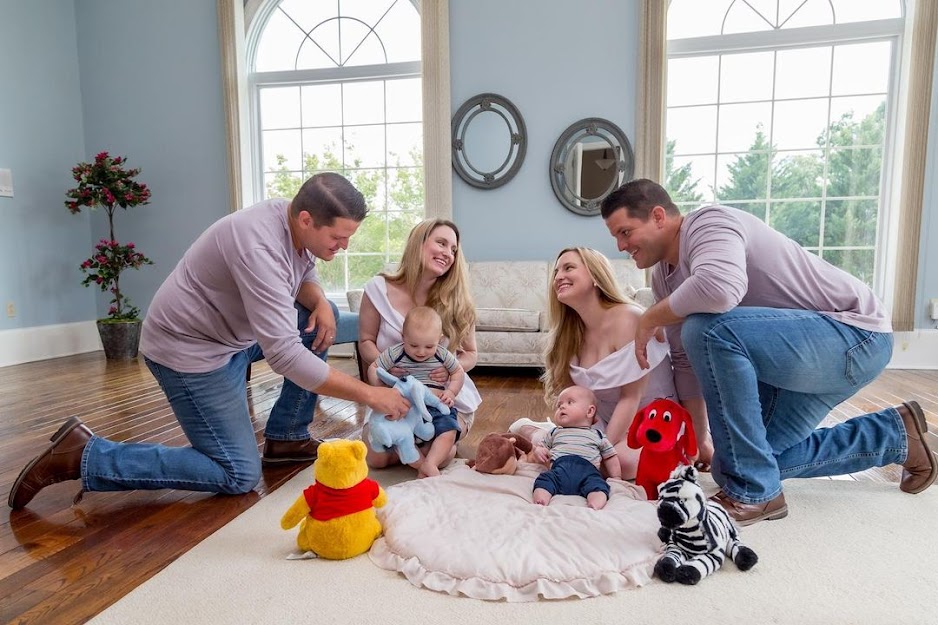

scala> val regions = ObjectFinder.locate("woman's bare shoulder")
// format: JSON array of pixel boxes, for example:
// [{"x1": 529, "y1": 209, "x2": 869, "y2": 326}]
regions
[
  {"x1": 607, "y1": 304, "x2": 641, "y2": 341},
  {"x1": 609, "y1": 302, "x2": 642, "y2": 323},
  {"x1": 383, "y1": 279, "x2": 415, "y2": 316}
]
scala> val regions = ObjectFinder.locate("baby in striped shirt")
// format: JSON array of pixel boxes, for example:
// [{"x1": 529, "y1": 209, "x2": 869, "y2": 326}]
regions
[
  {"x1": 529, "y1": 385, "x2": 621, "y2": 509},
  {"x1": 368, "y1": 306, "x2": 465, "y2": 477}
]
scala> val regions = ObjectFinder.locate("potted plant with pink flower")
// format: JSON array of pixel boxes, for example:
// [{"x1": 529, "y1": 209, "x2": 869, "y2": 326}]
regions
[{"x1": 66, "y1": 152, "x2": 153, "y2": 359}]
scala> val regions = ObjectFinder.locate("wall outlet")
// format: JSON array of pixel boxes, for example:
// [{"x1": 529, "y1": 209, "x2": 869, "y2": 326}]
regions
[
  {"x1": 931, "y1": 298, "x2": 938, "y2": 321},
  {"x1": 6, "y1": 302, "x2": 14, "y2": 318},
  {"x1": 0, "y1": 169, "x2": 12, "y2": 198}
]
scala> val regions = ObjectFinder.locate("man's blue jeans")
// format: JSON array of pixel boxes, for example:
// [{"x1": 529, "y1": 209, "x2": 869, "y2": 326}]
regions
[
  {"x1": 681, "y1": 307, "x2": 905, "y2": 504},
  {"x1": 80, "y1": 300, "x2": 336, "y2": 494}
]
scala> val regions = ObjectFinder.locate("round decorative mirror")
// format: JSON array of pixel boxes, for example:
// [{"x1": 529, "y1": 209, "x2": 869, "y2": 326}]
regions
[
  {"x1": 549, "y1": 118, "x2": 634, "y2": 216},
  {"x1": 452, "y1": 93, "x2": 527, "y2": 189}
]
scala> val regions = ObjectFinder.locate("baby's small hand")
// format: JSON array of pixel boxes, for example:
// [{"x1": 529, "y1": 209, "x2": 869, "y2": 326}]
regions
[
  {"x1": 529, "y1": 446, "x2": 550, "y2": 465},
  {"x1": 438, "y1": 390, "x2": 456, "y2": 407}
]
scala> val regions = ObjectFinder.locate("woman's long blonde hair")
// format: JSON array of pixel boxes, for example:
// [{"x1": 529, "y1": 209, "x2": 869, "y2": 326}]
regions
[
  {"x1": 383, "y1": 219, "x2": 477, "y2": 351},
  {"x1": 540, "y1": 247, "x2": 632, "y2": 404}
]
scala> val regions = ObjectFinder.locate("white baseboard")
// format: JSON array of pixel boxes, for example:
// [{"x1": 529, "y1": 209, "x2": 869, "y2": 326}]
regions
[
  {"x1": 0, "y1": 321, "x2": 102, "y2": 368},
  {"x1": 0, "y1": 321, "x2": 357, "y2": 370},
  {"x1": 1, "y1": 325, "x2": 931, "y2": 370},
  {"x1": 330, "y1": 343, "x2": 354, "y2": 358},
  {"x1": 889, "y1": 330, "x2": 938, "y2": 369}
]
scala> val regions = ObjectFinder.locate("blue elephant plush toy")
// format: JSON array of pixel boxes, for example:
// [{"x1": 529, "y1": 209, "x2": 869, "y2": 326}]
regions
[{"x1": 367, "y1": 368, "x2": 450, "y2": 464}]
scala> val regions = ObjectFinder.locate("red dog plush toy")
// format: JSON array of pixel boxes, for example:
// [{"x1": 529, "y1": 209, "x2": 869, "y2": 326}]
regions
[{"x1": 627, "y1": 398, "x2": 698, "y2": 500}]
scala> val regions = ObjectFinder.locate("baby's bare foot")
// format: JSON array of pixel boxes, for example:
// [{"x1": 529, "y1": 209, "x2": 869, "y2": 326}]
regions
[
  {"x1": 420, "y1": 462, "x2": 441, "y2": 478},
  {"x1": 520, "y1": 424, "x2": 550, "y2": 443},
  {"x1": 532, "y1": 488, "x2": 552, "y2": 505},
  {"x1": 587, "y1": 491, "x2": 608, "y2": 510}
]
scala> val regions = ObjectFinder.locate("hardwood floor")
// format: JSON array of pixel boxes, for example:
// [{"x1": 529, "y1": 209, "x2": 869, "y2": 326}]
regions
[{"x1": 0, "y1": 352, "x2": 935, "y2": 624}]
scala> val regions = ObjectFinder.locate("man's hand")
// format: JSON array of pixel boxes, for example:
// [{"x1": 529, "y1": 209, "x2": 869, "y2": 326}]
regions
[
  {"x1": 368, "y1": 386, "x2": 410, "y2": 420},
  {"x1": 307, "y1": 303, "x2": 337, "y2": 352},
  {"x1": 634, "y1": 314, "x2": 656, "y2": 370},
  {"x1": 634, "y1": 312, "x2": 666, "y2": 370}
]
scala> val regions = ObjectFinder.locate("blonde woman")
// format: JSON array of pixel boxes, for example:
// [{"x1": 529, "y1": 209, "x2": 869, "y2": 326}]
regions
[
  {"x1": 359, "y1": 219, "x2": 482, "y2": 470},
  {"x1": 512, "y1": 247, "x2": 711, "y2": 479}
]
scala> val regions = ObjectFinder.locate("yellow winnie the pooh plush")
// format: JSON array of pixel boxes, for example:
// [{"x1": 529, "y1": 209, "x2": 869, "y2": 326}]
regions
[{"x1": 280, "y1": 439, "x2": 387, "y2": 560}]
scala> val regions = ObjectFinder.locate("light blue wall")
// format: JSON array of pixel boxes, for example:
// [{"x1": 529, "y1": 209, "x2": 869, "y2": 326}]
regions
[
  {"x1": 3, "y1": 0, "x2": 938, "y2": 335},
  {"x1": 916, "y1": 42, "x2": 938, "y2": 329},
  {"x1": 0, "y1": 0, "x2": 95, "y2": 330},
  {"x1": 449, "y1": 0, "x2": 639, "y2": 262},
  {"x1": 74, "y1": 0, "x2": 229, "y2": 319}
]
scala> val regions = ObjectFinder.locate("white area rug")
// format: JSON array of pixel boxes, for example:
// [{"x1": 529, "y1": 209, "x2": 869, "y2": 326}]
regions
[
  {"x1": 370, "y1": 463, "x2": 660, "y2": 601},
  {"x1": 89, "y1": 465, "x2": 938, "y2": 625}
]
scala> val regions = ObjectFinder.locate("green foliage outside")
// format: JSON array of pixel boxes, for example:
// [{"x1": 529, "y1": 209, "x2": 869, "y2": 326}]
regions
[
  {"x1": 266, "y1": 146, "x2": 425, "y2": 293},
  {"x1": 664, "y1": 139, "x2": 704, "y2": 209},
  {"x1": 664, "y1": 102, "x2": 885, "y2": 286}
]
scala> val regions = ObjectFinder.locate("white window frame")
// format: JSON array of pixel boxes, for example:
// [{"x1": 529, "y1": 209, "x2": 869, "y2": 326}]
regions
[
  {"x1": 216, "y1": 0, "x2": 453, "y2": 308},
  {"x1": 667, "y1": 13, "x2": 905, "y2": 301}
]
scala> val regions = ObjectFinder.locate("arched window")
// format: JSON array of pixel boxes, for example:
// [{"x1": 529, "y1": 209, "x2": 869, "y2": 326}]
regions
[
  {"x1": 665, "y1": 0, "x2": 905, "y2": 293},
  {"x1": 247, "y1": 0, "x2": 423, "y2": 295}
]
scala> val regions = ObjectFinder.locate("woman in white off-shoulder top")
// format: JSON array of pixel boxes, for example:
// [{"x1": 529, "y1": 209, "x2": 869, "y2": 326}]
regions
[
  {"x1": 358, "y1": 219, "x2": 482, "y2": 471},
  {"x1": 513, "y1": 247, "x2": 712, "y2": 479}
]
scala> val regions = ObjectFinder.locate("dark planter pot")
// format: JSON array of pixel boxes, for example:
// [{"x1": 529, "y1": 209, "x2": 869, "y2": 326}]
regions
[{"x1": 97, "y1": 319, "x2": 143, "y2": 360}]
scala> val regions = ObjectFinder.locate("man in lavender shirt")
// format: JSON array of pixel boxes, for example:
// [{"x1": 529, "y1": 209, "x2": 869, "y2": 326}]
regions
[
  {"x1": 9, "y1": 173, "x2": 409, "y2": 509},
  {"x1": 600, "y1": 178, "x2": 937, "y2": 526}
]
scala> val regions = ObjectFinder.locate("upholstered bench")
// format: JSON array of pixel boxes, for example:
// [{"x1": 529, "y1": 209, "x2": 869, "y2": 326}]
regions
[{"x1": 347, "y1": 259, "x2": 649, "y2": 370}]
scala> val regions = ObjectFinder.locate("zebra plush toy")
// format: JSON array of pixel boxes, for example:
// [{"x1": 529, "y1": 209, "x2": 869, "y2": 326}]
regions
[{"x1": 654, "y1": 464, "x2": 759, "y2": 585}]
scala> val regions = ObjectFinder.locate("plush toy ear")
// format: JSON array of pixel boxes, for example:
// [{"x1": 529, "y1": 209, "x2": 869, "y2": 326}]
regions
[
  {"x1": 627, "y1": 406, "x2": 645, "y2": 449},
  {"x1": 677, "y1": 403, "x2": 698, "y2": 458},
  {"x1": 351, "y1": 440, "x2": 367, "y2": 460},
  {"x1": 375, "y1": 367, "x2": 398, "y2": 387},
  {"x1": 509, "y1": 432, "x2": 534, "y2": 454},
  {"x1": 473, "y1": 435, "x2": 515, "y2": 473}
]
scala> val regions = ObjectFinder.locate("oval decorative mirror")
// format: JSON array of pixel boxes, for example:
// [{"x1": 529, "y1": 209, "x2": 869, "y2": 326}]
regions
[
  {"x1": 549, "y1": 117, "x2": 634, "y2": 216},
  {"x1": 452, "y1": 93, "x2": 527, "y2": 189}
]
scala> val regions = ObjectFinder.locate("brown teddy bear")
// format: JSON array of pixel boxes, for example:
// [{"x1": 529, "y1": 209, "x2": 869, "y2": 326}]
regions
[{"x1": 468, "y1": 432, "x2": 534, "y2": 475}]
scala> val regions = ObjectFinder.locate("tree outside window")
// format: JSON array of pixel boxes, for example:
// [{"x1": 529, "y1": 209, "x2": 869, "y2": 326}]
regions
[
  {"x1": 265, "y1": 147, "x2": 424, "y2": 291},
  {"x1": 665, "y1": 0, "x2": 903, "y2": 290},
  {"x1": 249, "y1": 0, "x2": 423, "y2": 296}
]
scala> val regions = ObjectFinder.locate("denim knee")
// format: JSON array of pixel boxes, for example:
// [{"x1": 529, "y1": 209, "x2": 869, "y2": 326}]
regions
[
  {"x1": 335, "y1": 310, "x2": 358, "y2": 344},
  {"x1": 680, "y1": 313, "x2": 720, "y2": 360},
  {"x1": 220, "y1": 457, "x2": 262, "y2": 495}
]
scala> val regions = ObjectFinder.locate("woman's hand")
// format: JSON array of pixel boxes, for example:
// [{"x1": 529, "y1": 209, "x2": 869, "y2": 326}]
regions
[
  {"x1": 427, "y1": 365, "x2": 451, "y2": 385},
  {"x1": 357, "y1": 294, "x2": 382, "y2": 368},
  {"x1": 604, "y1": 377, "x2": 647, "y2": 447}
]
